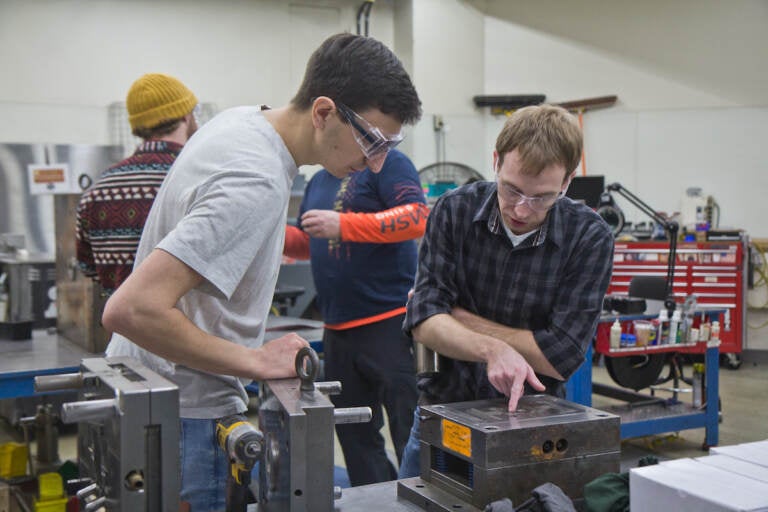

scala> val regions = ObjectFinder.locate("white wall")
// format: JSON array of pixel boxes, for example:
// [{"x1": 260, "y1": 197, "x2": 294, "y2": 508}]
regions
[
  {"x1": 482, "y1": 15, "x2": 768, "y2": 237},
  {"x1": 0, "y1": 0, "x2": 395, "y2": 145},
  {"x1": 1, "y1": 0, "x2": 766, "y2": 237},
  {"x1": 406, "y1": 0, "x2": 487, "y2": 174},
  {"x1": 473, "y1": 0, "x2": 768, "y2": 106}
]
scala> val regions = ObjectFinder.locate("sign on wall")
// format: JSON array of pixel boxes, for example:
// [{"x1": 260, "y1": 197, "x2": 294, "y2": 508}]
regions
[{"x1": 27, "y1": 163, "x2": 74, "y2": 194}]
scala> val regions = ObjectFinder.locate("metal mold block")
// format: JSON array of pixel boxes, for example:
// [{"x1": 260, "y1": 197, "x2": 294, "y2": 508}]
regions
[
  {"x1": 412, "y1": 394, "x2": 620, "y2": 508},
  {"x1": 36, "y1": 356, "x2": 180, "y2": 512},
  {"x1": 257, "y1": 378, "x2": 338, "y2": 512},
  {"x1": 258, "y1": 363, "x2": 372, "y2": 512}
]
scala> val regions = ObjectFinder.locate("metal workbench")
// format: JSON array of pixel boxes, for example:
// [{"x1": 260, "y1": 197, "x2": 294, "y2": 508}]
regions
[
  {"x1": 0, "y1": 329, "x2": 90, "y2": 399},
  {"x1": 244, "y1": 481, "x2": 427, "y2": 511},
  {"x1": 0, "y1": 315, "x2": 325, "y2": 401},
  {"x1": 565, "y1": 313, "x2": 721, "y2": 448}
]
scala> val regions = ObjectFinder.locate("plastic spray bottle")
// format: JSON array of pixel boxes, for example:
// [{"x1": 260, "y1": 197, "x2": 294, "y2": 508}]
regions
[
  {"x1": 610, "y1": 319, "x2": 622, "y2": 349},
  {"x1": 670, "y1": 310, "x2": 682, "y2": 344},
  {"x1": 658, "y1": 309, "x2": 670, "y2": 344}
]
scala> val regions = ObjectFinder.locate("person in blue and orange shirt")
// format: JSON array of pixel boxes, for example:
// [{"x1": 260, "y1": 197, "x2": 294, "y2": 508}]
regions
[{"x1": 284, "y1": 148, "x2": 428, "y2": 486}]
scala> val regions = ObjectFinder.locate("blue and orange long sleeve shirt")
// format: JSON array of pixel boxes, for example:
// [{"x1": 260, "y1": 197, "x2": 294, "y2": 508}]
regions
[{"x1": 285, "y1": 149, "x2": 428, "y2": 328}]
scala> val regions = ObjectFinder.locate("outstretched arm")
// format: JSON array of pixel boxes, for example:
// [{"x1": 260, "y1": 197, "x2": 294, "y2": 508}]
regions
[
  {"x1": 450, "y1": 306, "x2": 564, "y2": 380},
  {"x1": 300, "y1": 202, "x2": 428, "y2": 242},
  {"x1": 413, "y1": 313, "x2": 545, "y2": 412},
  {"x1": 103, "y1": 248, "x2": 308, "y2": 380}
]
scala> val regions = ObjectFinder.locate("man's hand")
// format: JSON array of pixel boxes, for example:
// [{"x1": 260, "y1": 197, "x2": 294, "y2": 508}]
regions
[
  {"x1": 452, "y1": 306, "x2": 564, "y2": 382},
  {"x1": 301, "y1": 210, "x2": 341, "y2": 239},
  {"x1": 252, "y1": 333, "x2": 309, "y2": 380},
  {"x1": 486, "y1": 343, "x2": 546, "y2": 412}
]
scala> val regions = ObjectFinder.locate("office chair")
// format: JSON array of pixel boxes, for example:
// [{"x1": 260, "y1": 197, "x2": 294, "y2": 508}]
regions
[
  {"x1": 628, "y1": 276, "x2": 667, "y2": 301},
  {"x1": 605, "y1": 276, "x2": 669, "y2": 390}
]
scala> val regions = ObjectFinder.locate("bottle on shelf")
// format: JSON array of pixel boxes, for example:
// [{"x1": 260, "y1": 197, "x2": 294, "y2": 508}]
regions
[
  {"x1": 610, "y1": 319, "x2": 622, "y2": 349},
  {"x1": 621, "y1": 333, "x2": 637, "y2": 347},
  {"x1": 657, "y1": 309, "x2": 670, "y2": 344},
  {"x1": 670, "y1": 310, "x2": 682, "y2": 344},
  {"x1": 699, "y1": 319, "x2": 711, "y2": 341},
  {"x1": 710, "y1": 320, "x2": 721, "y2": 342},
  {"x1": 695, "y1": 204, "x2": 709, "y2": 241},
  {"x1": 689, "y1": 327, "x2": 700, "y2": 343},
  {"x1": 692, "y1": 363, "x2": 705, "y2": 408},
  {"x1": 647, "y1": 325, "x2": 657, "y2": 345},
  {"x1": 650, "y1": 318, "x2": 660, "y2": 345}
]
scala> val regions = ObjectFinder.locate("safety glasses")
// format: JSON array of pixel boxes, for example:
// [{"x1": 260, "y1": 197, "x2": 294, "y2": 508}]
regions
[
  {"x1": 497, "y1": 184, "x2": 564, "y2": 212},
  {"x1": 495, "y1": 173, "x2": 567, "y2": 212},
  {"x1": 336, "y1": 102, "x2": 403, "y2": 160}
]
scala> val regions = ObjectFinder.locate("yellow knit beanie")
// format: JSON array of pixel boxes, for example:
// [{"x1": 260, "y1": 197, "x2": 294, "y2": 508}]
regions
[{"x1": 126, "y1": 73, "x2": 198, "y2": 132}]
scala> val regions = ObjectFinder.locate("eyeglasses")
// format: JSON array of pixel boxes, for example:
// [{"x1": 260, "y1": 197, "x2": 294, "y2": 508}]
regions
[
  {"x1": 336, "y1": 102, "x2": 403, "y2": 160},
  {"x1": 496, "y1": 179, "x2": 565, "y2": 212}
]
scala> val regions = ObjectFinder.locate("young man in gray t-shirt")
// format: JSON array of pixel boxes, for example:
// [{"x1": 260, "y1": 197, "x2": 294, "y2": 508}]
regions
[{"x1": 103, "y1": 33, "x2": 422, "y2": 511}]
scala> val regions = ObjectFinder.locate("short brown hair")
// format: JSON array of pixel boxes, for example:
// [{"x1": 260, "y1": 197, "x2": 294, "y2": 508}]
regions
[
  {"x1": 132, "y1": 117, "x2": 185, "y2": 139},
  {"x1": 495, "y1": 104, "x2": 582, "y2": 182},
  {"x1": 291, "y1": 33, "x2": 421, "y2": 125}
]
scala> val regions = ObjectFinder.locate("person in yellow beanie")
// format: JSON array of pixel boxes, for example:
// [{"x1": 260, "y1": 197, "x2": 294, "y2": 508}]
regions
[
  {"x1": 76, "y1": 73, "x2": 199, "y2": 295},
  {"x1": 102, "y1": 33, "x2": 421, "y2": 511},
  {"x1": 126, "y1": 73, "x2": 199, "y2": 139}
]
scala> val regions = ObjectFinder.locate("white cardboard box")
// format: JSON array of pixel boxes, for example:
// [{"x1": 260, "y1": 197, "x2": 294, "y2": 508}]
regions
[
  {"x1": 696, "y1": 454, "x2": 768, "y2": 483},
  {"x1": 711, "y1": 441, "x2": 768, "y2": 467},
  {"x1": 630, "y1": 458, "x2": 768, "y2": 511}
]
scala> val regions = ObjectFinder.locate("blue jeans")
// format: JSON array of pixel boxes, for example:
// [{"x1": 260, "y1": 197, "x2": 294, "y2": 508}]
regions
[
  {"x1": 397, "y1": 407, "x2": 422, "y2": 479},
  {"x1": 180, "y1": 418, "x2": 228, "y2": 512},
  {"x1": 180, "y1": 417, "x2": 352, "y2": 511}
]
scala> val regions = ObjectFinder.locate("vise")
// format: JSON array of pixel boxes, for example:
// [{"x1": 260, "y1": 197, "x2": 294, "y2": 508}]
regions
[
  {"x1": 398, "y1": 394, "x2": 621, "y2": 510},
  {"x1": 35, "y1": 356, "x2": 180, "y2": 512},
  {"x1": 258, "y1": 347, "x2": 372, "y2": 512}
]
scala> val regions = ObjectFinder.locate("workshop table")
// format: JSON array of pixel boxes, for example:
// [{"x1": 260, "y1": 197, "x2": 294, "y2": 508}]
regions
[
  {"x1": 245, "y1": 481, "x2": 432, "y2": 511},
  {"x1": 0, "y1": 316, "x2": 325, "y2": 401},
  {"x1": 566, "y1": 309, "x2": 723, "y2": 448},
  {"x1": 0, "y1": 329, "x2": 92, "y2": 399}
]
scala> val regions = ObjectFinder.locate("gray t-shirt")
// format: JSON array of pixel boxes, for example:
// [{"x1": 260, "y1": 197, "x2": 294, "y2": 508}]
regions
[{"x1": 106, "y1": 106, "x2": 298, "y2": 419}]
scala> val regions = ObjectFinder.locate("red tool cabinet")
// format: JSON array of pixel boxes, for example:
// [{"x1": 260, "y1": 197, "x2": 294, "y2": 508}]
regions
[{"x1": 605, "y1": 237, "x2": 748, "y2": 357}]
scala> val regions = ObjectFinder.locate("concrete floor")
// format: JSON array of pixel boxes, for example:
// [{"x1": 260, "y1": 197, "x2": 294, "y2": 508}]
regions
[
  {"x1": 1, "y1": 349, "x2": 766, "y2": 479},
  {"x1": 592, "y1": 352, "x2": 768, "y2": 470}
]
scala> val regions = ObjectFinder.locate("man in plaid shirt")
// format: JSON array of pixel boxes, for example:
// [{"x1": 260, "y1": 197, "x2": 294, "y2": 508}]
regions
[{"x1": 398, "y1": 104, "x2": 614, "y2": 478}]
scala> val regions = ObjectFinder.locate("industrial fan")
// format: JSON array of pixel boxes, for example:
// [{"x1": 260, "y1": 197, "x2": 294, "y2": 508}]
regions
[{"x1": 418, "y1": 161, "x2": 485, "y2": 206}]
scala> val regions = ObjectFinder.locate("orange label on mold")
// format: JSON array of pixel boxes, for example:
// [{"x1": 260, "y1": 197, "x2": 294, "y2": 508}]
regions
[{"x1": 442, "y1": 419, "x2": 471, "y2": 457}]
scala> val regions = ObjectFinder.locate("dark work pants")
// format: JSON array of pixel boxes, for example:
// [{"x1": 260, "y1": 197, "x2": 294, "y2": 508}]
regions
[{"x1": 323, "y1": 313, "x2": 418, "y2": 486}]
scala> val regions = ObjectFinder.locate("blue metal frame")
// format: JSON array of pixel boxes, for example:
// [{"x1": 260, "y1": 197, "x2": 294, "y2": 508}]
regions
[
  {"x1": 565, "y1": 344, "x2": 593, "y2": 406},
  {"x1": 566, "y1": 343, "x2": 719, "y2": 446},
  {"x1": 0, "y1": 366, "x2": 79, "y2": 399}
]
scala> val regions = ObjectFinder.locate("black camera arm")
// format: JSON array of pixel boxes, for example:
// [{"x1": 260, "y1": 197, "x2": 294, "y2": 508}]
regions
[{"x1": 607, "y1": 182, "x2": 679, "y2": 313}]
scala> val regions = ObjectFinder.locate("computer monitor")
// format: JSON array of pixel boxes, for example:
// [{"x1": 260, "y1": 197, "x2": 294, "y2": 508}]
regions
[{"x1": 566, "y1": 175, "x2": 605, "y2": 209}]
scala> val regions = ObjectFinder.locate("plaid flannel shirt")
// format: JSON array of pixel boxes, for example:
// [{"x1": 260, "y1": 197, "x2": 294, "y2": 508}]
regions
[{"x1": 404, "y1": 181, "x2": 614, "y2": 404}]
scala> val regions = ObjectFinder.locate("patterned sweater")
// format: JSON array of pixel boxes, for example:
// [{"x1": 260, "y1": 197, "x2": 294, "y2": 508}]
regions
[{"x1": 75, "y1": 140, "x2": 183, "y2": 294}]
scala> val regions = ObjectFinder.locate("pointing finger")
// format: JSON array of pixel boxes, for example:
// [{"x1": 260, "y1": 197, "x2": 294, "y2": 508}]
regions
[{"x1": 507, "y1": 378, "x2": 524, "y2": 412}]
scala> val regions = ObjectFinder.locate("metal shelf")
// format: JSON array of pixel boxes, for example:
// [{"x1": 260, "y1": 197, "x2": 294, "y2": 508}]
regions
[{"x1": 565, "y1": 343, "x2": 719, "y2": 447}]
